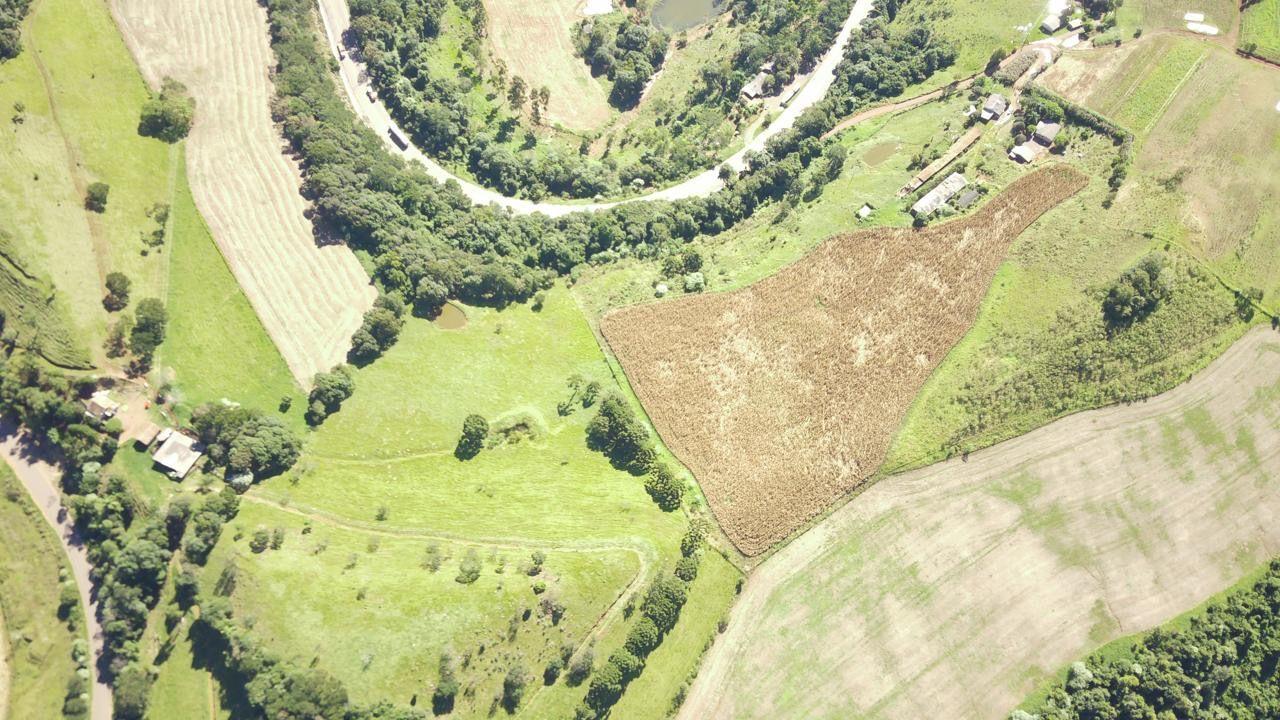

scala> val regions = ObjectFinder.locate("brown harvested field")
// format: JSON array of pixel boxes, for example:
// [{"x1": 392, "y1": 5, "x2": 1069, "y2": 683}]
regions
[
  {"x1": 481, "y1": 0, "x2": 612, "y2": 131},
  {"x1": 602, "y1": 166, "x2": 1088, "y2": 555},
  {"x1": 110, "y1": 0, "x2": 374, "y2": 385},
  {"x1": 680, "y1": 326, "x2": 1280, "y2": 720}
]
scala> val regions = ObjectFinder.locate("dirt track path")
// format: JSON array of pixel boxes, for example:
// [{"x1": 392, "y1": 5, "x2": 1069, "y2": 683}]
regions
[
  {"x1": 681, "y1": 326, "x2": 1280, "y2": 720},
  {"x1": 110, "y1": 0, "x2": 374, "y2": 385},
  {"x1": 315, "y1": 0, "x2": 875, "y2": 216},
  {"x1": 0, "y1": 423, "x2": 111, "y2": 720}
]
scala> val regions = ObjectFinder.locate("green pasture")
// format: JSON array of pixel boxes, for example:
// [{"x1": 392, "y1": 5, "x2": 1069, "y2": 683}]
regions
[
  {"x1": 1242, "y1": 0, "x2": 1280, "y2": 63},
  {"x1": 0, "y1": 469, "x2": 83, "y2": 720},
  {"x1": 1116, "y1": 0, "x2": 1238, "y2": 37},
  {"x1": 208, "y1": 499, "x2": 636, "y2": 713},
  {"x1": 897, "y1": 0, "x2": 1045, "y2": 92}
]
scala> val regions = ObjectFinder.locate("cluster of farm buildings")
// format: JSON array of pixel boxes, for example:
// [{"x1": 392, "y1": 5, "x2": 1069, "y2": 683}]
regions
[{"x1": 84, "y1": 390, "x2": 204, "y2": 479}]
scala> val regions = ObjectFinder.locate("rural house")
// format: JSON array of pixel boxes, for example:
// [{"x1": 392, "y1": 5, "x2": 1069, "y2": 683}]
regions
[
  {"x1": 910, "y1": 172, "x2": 967, "y2": 217},
  {"x1": 152, "y1": 429, "x2": 204, "y2": 479},
  {"x1": 1009, "y1": 143, "x2": 1040, "y2": 163},
  {"x1": 1033, "y1": 121, "x2": 1062, "y2": 146},
  {"x1": 980, "y1": 93, "x2": 1008, "y2": 122},
  {"x1": 741, "y1": 62, "x2": 775, "y2": 101},
  {"x1": 1041, "y1": 15, "x2": 1061, "y2": 33}
]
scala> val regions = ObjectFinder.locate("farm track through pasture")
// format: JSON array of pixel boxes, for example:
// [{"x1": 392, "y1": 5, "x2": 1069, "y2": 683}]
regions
[
  {"x1": 241, "y1": 493, "x2": 657, "y2": 675},
  {"x1": 680, "y1": 326, "x2": 1280, "y2": 720},
  {"x1": 110, "y1": 0, "x2": 374, "y2": 386}
]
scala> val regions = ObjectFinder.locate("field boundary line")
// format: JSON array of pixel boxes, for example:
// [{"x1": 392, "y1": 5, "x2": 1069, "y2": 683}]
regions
[{"x1": 1142, "y1": 50, "x2": 1207, "y2": 135}]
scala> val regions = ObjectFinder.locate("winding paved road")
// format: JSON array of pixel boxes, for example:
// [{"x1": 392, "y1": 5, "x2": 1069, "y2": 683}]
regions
[
  {"x1": 315, "y1": 0, "x2": 875, "y2": 217},
  {"x1": 0, "y1": 423, "x2": 111, "y2": 720}
]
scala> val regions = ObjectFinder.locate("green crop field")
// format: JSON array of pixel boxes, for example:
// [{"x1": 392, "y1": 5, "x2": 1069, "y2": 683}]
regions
[
  {"x1": 0, "y1": 232, "x2": 91, "y2": 368},
  {"x1": 158, "y1": 155, "x2": 305, "y2": 430},
  {"x1": 0, "y1": 469, "x2": 83, "y2": 720},
  {"x1": 1242, "y1": 0, "x2": 1280, "y2": 63}
]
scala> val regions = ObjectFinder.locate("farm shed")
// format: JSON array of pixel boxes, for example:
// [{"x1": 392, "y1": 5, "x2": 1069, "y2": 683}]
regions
[
  {"x1": 980, "y1": 93, "x2": 1008, "y2": 122},
  {"x1": 1041, "y1": 15, "x2": 1061, "y2": 33},
  {"x1": 857, "y1": 203, "x2": 875, "y2": 219},
  {"x1": 741, "y1": 62, "x2": 775, "y2": 101},
  {"x1": 84, "y1": 390, "x2": 120, "y2": 421},
  {"x1": 1066, "y1": 17, "x2": 1083, "y2": 31},
  {"x1": 133, "y1": 422, "x2": 162, "y2": 448},
  {"x1": 1034, "y1": 121, "x2": 1062, "y2": 146},
  {"x1": 910, "y1": 172, "x2": 967, "y2": 217},
  {"x1": 152, "y1": 431, "x2": 204, "y2": 479}
]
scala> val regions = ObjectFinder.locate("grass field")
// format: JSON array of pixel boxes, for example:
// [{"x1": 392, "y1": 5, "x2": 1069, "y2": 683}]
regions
[
  {"x1": 481, "y1": 0, "x2": 611, "y2": 131},
  {"x1": 681, "y1": 327, "x2": 1280, "y2": 720},
  {"x1": 0, "y1": 233, "x2": 91, "y2": 368},
  {"x1": 894, "y1": 0, "x2": 1044, "y2": 92},
  {"x1": 1115, "y1": 0, "x2": 1238, "y2": 37},
  {"x1": 1242, "y1": 0, "x2": 1280, "y2": 63},
  {"x1": 157, "y1": 153, "x2": 306, "y2": 429},
  {"x1": 885, "y1": 39, "x2": 1274, "y2": 470},
  {"x1": 206, "y1": 287, "x2": 745, "y2": 715},
  {"x1": 0, "y1": 469, "x2": 82, "y2": 720},
  {"x1": 603, "y1": 166, "x2": 1086, "y2": 555}
]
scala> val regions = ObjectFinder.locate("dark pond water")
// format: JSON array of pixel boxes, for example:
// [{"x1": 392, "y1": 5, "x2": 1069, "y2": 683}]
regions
[{"x1": 652, "y1": 0, "x2": 724, "y2": 31}]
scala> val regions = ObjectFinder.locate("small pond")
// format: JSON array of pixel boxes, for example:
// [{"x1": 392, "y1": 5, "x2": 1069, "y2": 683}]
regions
[
  {"x1": 862, "y1": 141, "x2": 900, "y2": 168},
  {"x1": 652, "y1": 0, "x2": 724, "y2": 31},
  {"x1": 434, "y1": 302, "x2": 468, "y2": 330}
]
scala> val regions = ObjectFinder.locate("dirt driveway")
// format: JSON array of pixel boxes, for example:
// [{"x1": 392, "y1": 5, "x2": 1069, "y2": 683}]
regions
[{"x1": 681, "y1": 326, "x2": 1280, "y2": 720}]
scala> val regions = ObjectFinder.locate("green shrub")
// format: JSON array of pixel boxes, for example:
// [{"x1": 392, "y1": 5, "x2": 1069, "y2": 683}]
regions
[
  {"x1": 138, "y1": 78, "x2": 194, "y2": 143},
  {"x1": 84, "y1": 182, "x2": 109, "y2": 213}
]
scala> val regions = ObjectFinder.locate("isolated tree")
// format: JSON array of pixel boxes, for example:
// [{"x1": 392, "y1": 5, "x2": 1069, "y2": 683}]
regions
[
  {"x1": 306, "y1": 365, "x2": 355, "y2": 425},
  {"x1": 103, "y1": 272, "x2": 131, "y2": 311},
  {"x1": 433, "y1": 653, "x2": 459, "y2": 714},
  {"x1": 85, "y1": 182, "x2": 110, "y2": 213},
  {"x1": 129, "y1": 297, "x2": 168, "y2": 361},
  {"x1": 1102, "y1": 254, "x2": 1172, "y2": 328},
  {"x1": 508, "y1": 75, "x2": 528, "y2": 110},
  {"x1": 502, "y1": 663, "x2": 528, "y2": 712},
  {"x1": 138, "y1": 78, "x2": 195, "y2": 143},
  {"x1": 455, "y1": 413, "x2": 488, "y2": 460}
]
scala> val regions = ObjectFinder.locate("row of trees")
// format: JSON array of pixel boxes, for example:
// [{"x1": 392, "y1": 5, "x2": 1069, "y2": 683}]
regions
[{"x1": 1017, "y1": 559, "x2": 1280, "y2": 719}]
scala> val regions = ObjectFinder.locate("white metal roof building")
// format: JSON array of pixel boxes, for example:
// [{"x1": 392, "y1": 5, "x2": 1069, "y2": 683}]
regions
[
  {"x1": 910, "y1": 172, "x2": 968, "y2": 217},
  {"x1": 152, "y1": 432, "x2": 204, "y2": 479}
]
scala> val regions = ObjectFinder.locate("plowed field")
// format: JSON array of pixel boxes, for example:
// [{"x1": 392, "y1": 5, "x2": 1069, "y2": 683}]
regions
[
  {"x1": 602, "y1": 166, "x2": 1088, "y2": 555},
  {"x1": 110, "y1": 0, "x2": 373, "y2": 384}
]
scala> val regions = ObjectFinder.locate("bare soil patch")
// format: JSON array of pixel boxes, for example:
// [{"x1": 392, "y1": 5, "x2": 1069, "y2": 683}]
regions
[
  {"x1": 481, "y1": 0, "x2": 612, "y2": 131},
  {"x1": 110, "y1": 0, "x2": 374, "y2": 385},
  {"x1": 602, "y1": 166, "x2": 1087, "y2": 555},
  {"x1": 681, "y1": 326, "x2": 1280, "y2": 720}
]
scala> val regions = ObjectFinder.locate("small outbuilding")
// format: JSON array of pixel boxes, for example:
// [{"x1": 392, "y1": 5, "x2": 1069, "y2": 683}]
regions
[
  {"x1": 152, "y1": 431, "x2": 204, "y2": 479},
  {"x1": 1009, "y1": 143, "x2": 1040, "y2": 164},
  {"x1": 980, "y1": 93, "x2": 1008, "y2": 122},
  {"x1": 84, "y1": 390, "x2": 120, "y2": 421},
  {"x1": 741, "y1": 62, "x2": 775, "y2": 101},
  {"x1": 954, "y1": 188, "x2": 981, "y2": 210},
  {"x1": 1033, "y1": 121, "x2": 1062, "y2": 146},
  {"x1": 857, "y1": 203, "x2": 875, "y2": 220},
  {"x1": 1041, "y1": 15, "x2": 1061, "y2": 33},
  {"x1": 910, "y1": 172, "x2": 968, "y2": 217},
  {"x1": 133, "y1": 422, "x2": 162, "y2": 449},
  {"x1": 1066, "y1": 17, "x2": 1084, "y2": 31}
]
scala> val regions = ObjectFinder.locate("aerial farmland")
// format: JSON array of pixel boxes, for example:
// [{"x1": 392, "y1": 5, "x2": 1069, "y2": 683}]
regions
[{"x1": 0, "y1": 0, "x2": 1277, "y2": 718}]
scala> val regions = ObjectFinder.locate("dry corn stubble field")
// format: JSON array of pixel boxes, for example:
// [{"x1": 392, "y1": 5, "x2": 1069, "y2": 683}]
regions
[
  {"x1": 679, "y1": 326, "x2": 1280, "y2": 720},
  {"x1": 110, "y1": 0, "x2": 374, "y2": 385},
  {"x1": 602, "y1": 165, "x2": 1089, "y2": 555}
]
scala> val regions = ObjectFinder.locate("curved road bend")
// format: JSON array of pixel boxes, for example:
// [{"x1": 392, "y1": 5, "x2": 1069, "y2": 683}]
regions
[
  {"x1": 314, "y1": 0, "x2": 876, "y2": 217},
  {"x1": 0, "y1": 422, "x2": 111, "y2": 720}
]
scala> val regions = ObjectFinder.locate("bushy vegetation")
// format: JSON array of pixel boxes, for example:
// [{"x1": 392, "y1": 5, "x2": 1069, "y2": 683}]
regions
[
  {"x1": 0, "y1": 0, "x2": 32, "y2": 60},
  {"x1": 348, "y1": 293, "x2": 405, "y2": 364},
  {"x1": 585, "y1": 392, "x2": 655, "y2": 474},
  {"x1": 0, "y1": 357, "x2": 114, "y2": 467},
  {"x1": 85, "y1": 181, "x2": 110, "y2": 213},
  {"x1": 1102, "y1": 253, "x2": 1171, "y2": 328},
  {"x1": 137, "y1": 77, "x2": 195, "y2": 143},
  {"x1": 103, "y1": 271, "x2": 131, "y2": 311},
  {"x1": 1018, "y1": 559, "x2": 1280, "y2": 719},
  {"x1": 574, "y1": 15, "x2": 668, "y2": 109},
  {"x1": 128, "y1": 297, "x2": 168, "y2": 366},
  {"x1": 306, "y1": 364, "x2": 356, "y2": 425},
  {"x1": 192, "y1": 403, "x2": 303, "y2": 481},
  {"x1": 454, "y1": 413, "x2": 488, "y2": 460}
]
